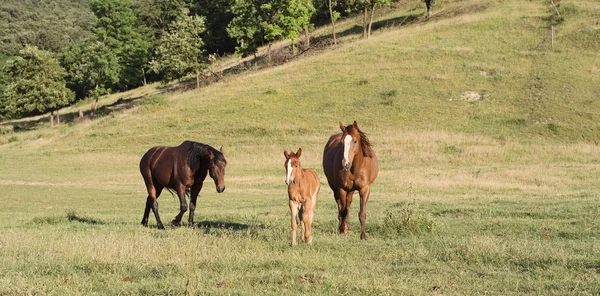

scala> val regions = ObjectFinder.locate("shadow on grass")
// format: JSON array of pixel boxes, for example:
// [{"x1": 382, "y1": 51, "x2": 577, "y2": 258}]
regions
[
  {"x1": 66, "y1": 211, "x2": 104, "y2": 225},
  {"x1": 196, "y1": 220, "x2": 250, "y2": 231},
  {"x1": 32, "y1": 211, "x2": 104, "y2": 226},
  {"x1": 1, "y1": 96, "x2": 145, "y2": 133}
]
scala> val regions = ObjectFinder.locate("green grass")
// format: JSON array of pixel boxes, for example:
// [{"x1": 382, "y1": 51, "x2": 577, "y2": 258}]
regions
[{"x1": 1, "y1": 0, "x2": 600, "y2": 294}]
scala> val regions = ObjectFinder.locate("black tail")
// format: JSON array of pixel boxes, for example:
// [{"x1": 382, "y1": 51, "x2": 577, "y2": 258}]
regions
[{"x1": 166, "y1": 188, "x2": 191, "y2": 201}]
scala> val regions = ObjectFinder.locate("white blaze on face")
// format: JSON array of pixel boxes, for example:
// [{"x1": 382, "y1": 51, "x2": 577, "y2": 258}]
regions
[
  {"x1": 286, "y1": 159, "x2": 293, "y2": 185},
  {"x1": 343, "y1": 135, "x2": 353, "y2": 166}
]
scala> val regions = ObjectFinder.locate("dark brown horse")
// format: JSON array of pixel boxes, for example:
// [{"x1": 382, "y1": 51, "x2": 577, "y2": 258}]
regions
[
  {"x1": 323, "y1": 121, "x2": 378, "y2": 240},
  {"x1": 139, "y1": 141, "x2": 227, "y2": 229}
]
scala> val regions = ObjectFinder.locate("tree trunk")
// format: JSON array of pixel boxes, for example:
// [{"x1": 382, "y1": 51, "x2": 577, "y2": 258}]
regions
[
  {"x1": 50, "y1": 111, "x2": 54, "y2": 127},
  {"x1": 426, "y1": 0, "x2": 432, "y2": 18},
  {"x1": 368, "y1": 4, "x2": 376, "y2": 38},
  {"x1": 329, "y1": 0, "x2": 337, "y2": 45},
  {"x1": 79, "y1": 109, "x2": 83, "y2": 118},
  {"x1": 142, "y1": 67, "x2": 147, "y2": 85},
  {"x1": 92, "y1": 97, "x2": 98, "y2": 116},
  {"x1": 363, "y1": 9, "x2": 368, "y2": 38},
  {"x1": 196, "y1": 69, "x2": 200, "y2": 89},
  {"x1": 267, "y1": 42, "x2": 272, "y2": 63},
  {"x1": 304, "y1": 26, "x2": 310, "y2": 49},
  {"x1": 55, "y1": 110, "x2": 60, "y2": 124}
]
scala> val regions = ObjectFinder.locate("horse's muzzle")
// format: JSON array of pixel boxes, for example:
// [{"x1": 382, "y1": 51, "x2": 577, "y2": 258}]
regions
[
  {"x1": 342, "y1": 162, "x2": 352, "y2": 171},
  {"x1": 216, "y1": 186, "x2": 225, "y2": 193}
]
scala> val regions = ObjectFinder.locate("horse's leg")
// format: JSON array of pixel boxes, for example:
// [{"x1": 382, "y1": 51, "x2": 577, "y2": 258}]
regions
[
  {"x1": 344, "y1": 190, "x2": 354, "y2": 233},
  {"x1": 336, "y1": 188, "x2": 352, "y2": 235},
  {"x1": 358, "y1": 186, "x2": 370, "y2": 240},
  {"x1": 172, "y1": 184, "x2": 188, "y2": 227},
  {"x1": 188, "y1": 185, "x2": 202, "y2": 228},
  {"x1": 299, "y1": 205, "x2": 306, "y2": 243},
  {"x1": 302, "y1": 203, "x2": 314, "y2": 244},
  {"x1": 150, "y1": 186, "x2": 165, "y2": 229},
  {"x1": 333, "y1": 188, "x2": 343, "y2": 232},
  {"x1": 142, "y1": 181, "x2": 160, "y2": 226},
  {"x1": 289, "y1": 200, "x2": 299, "y2": 246}
]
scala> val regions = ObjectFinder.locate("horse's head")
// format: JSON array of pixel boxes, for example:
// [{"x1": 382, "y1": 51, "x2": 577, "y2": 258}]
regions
[
  {"x1": 283, "y1": 148, "x2": 302, "y2": 186},
  {"x1": 339, "y1": 121, "x2": 363, "y2": 171},
  {"x1": 208, "y1": 147, "x2": 227, "y2": 193}
]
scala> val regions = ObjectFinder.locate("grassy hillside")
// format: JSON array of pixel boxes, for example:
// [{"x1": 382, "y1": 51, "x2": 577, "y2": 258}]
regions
[{"x1": 0, "y1": 0, "x2": 599, "y2": 294}]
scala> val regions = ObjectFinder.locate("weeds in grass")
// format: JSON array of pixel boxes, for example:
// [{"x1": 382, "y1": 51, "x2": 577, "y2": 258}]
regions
[{"x1": 380, "y1": 200, "x2": 436, "y2": 236}]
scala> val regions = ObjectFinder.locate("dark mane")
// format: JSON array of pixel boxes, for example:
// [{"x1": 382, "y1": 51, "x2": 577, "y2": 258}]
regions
[
  {"x1": 347, "y1": 125, "x2": 375, "y2": 158},
  {"x1": 187, "y1": 142, "x2": 226, "y2": 172}
]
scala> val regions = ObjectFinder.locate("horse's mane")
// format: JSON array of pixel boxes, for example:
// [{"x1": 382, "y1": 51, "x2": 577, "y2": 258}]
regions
[
  {"x1": 347, "y1": 125, "x2": 375, "y2": 158},
  {"x1": 187, "y1": 142, "x2": 226, "y2": 172}
]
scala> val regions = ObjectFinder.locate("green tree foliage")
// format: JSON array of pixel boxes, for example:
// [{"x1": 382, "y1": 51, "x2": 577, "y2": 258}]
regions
[
  {"x1": 227, "y1": 0, "x2": 316, "y2": 57},
  {"x1": 135, "y1": 0, "x2": 191, "y2": 83},
  {"x1": 0, "y1": 53, "x2": 10, "y2": 120},
  {"x1": 150, "y1": 14, "x2": 208, "y2": 89},
  {"x1": 3, "y1": 46, "x2": 74, "y2": 124},
  {"x1": 279, "y1": 0, "x2": 316, "y2": 50},
  {"x1": 0, "y1": 0, "x2": 93, "y2": 56},
  {"x1": 61, "y1": 38, "x2": 120, "y2": 102},
  {"x1": 90, "y1": 0, "x2": 149, "y2": 90},
  {"x1": 191, "y1": 0, "x2": 237, "y2": 54}
]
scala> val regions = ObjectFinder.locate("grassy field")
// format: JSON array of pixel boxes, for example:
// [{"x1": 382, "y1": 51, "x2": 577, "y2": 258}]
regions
[{"x1": 1, "y1": 0, "x2": 600, "y2": 294}]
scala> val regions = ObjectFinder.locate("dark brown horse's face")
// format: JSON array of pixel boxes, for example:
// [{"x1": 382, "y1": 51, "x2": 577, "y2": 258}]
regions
[
  {"x1": 283, "y1": 148, "x2": 302, "y2": 185},
  {"x1": 340, "y1": 122, "x2": 360, "y2": 171},
  {"x1": 208, "y1": 149, "x2": 227, "y2": 193}
]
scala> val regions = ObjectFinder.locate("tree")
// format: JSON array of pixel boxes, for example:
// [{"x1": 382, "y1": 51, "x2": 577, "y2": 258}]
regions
[
  {"x1": 347, "y1": 0, "x2": 391, "y2": 39},
  {"x1": 150, "y1": 13, "x2": 208, "y2": 89},
  {"x1": 90, "y1": 0, "x2": 149, "y2": 90},
  {"x1": 61, "y1": 38, "x2": 120, "y2": 113},
  {"x1": 278, "y1": 0, "x2": 315, "y2": 51},
  {"x1": 328, "y1": 0, "x2": 341, "y2": 45},
  {"x1": 0, "y1": 0, "x2": 93, "y2": 56},
  {"x1": 424, "y1": 0, "x2": 434, "y2": 18},
  {"x1": 190, "y1": 0, "x2": 237, "y2": 54},
  {"x1": 3, "y1": 46, "x2": 74, "y2": 125},
  {"x1": 227, "y1": 0, "x2": 315, "y2": 58}
]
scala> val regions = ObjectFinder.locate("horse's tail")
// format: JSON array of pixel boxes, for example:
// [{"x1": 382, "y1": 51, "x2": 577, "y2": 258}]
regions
[{"x1": 166, "y1": 188, "x2": 191, "y2": 201}]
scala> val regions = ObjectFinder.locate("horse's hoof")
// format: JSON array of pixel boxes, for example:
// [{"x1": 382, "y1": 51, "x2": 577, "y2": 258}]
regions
[
  {"x1": 360, "y1": 233, "x2": 368, "y2": 240},
  {"x1": 171, "y1": 220, "x2": 181, "y2": 227},
  {"x1": 141, "y1": 220, "x2": 148, "y2": 227},
  {"x1": 188, "y1": 223, "x2": 195, "y2": 229},
  {"x1": 157, "y1": 224, "x2": 165, "y2": 230}
]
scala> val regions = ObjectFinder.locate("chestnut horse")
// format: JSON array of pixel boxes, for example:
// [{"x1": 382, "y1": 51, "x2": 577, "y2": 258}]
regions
[
  {"x1": 284, "y1": 148, "x2": 320, "y2": 246},
  {"x1": 139, "y1": 141, "x2": 227, "y2": 229},
  {"x1": 323, "y1": 121, "x2": 378, "y2": 240}
]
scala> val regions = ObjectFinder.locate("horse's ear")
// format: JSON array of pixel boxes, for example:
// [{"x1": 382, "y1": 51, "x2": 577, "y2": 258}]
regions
[
  {"x1": 339, "y1": 122, "x2": 346, "y2": 132},
  {"x1": 352, "y1": 120, "x2": 358, "y2": 129},
  {"x1": 208, "y1": 150, "x2": 214, "y2": 160},
  {"x1": 283, "y1": 149, "x2": 289, "y2": 159},
  {"x1": 296, "y1": 148, "x2": 302, "y2": 158},
  {"x1": 219, "y1": 146, "x2": 223, "y2": 154}
]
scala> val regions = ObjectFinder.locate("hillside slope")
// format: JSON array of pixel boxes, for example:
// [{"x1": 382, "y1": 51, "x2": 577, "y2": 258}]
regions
[{"x1": 1, "y1": 0, "x2": 599, "y2": 151}]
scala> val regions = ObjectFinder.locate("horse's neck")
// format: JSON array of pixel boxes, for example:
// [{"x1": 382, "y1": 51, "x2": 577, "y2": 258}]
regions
[{"x1": 352, "y1": 144, "x2": 365, "y2": 170}]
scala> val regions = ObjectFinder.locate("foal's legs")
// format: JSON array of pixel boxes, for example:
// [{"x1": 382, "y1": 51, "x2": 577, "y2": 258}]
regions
[
  {"x1": 289, "y1": 200, "x2": 299, "y2": 246},
  {"x1": 172, "y1": 184, "x2": 188, "y2": 227},
  {"x1": 302, "y1": 204, "x2": 314, "y2": 244},
  {"x1": 299, "y1": 206, "x2": 306, "y2": 242},
  {"x1": 358, "y1": 186, "x2": 370, "y2": 240},
  {"x1": 188, "y1": 185, "x2": 202, "y2": 228}
]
